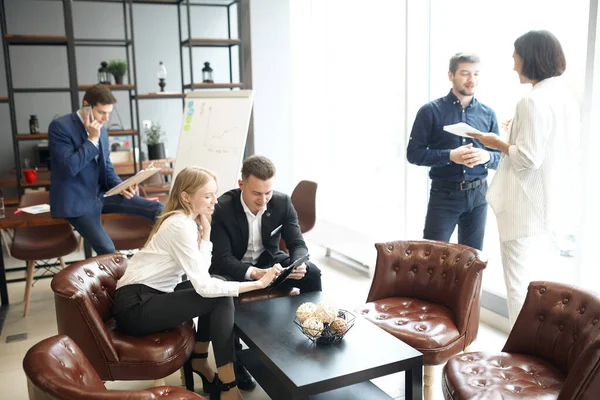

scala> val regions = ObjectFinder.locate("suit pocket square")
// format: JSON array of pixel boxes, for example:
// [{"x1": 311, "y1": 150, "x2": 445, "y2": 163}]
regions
[{"x1": 270, "y1": 225, "x2": 283, "y2": 236}]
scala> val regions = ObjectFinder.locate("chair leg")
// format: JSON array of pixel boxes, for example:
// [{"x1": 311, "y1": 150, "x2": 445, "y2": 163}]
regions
[
  {"x1": 59, "y1": 257, "x2": 67, "y2": 270},
  {"x1": 0, "y1": 229, "x2": 11, "y2": 257},
  {"x1": 23, "y1": 261, "x2": 35, "y2": 317},
  {"x1": 424, "y1": 365, "x2": 435, "y2": 400},
  {"x1": 153, "y1": 378, "x2": 166, "y2": 387}
]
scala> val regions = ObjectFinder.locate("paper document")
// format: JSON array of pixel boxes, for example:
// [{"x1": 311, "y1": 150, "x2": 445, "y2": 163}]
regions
[
  {"x1": 104, "y1": 167, "x2": 161, "y2": 197},
  {"x1": 443, "y1": 122, "x2": 483, "y2": 138},
  {"x1": 20, "y1": 204, "x2": 50, "y2": 214}
]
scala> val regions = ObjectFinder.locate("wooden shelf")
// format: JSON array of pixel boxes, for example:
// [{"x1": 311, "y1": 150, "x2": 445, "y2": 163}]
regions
[
  {"x1": 0, "y1": 96, "x2": 8, "y2": 103},
  {"x1": 181, "y1": 38, "x2": 241, "y2": 47},
  {"x1": 21, "y1": 179, "x2": 51, "y2": 187},
  {"x1": 2, "y1": 196, "x2": 19, "y2": 206},
  {"x1": 183, "y1": 82, "x2": 243, "y2": 90},
  {"x1": 13, "y1": 87, "x2": 71, "y2": 93},
  {"x1": 135, "y1": 93, "x2": 185, "y2": 99},
  {"x1": 109, "y1": 129, "x2": 138, "y2": 136},
  {"x1": 5, "y1": 34, "x2": 68, "y2": 45},
  {"x1": 16, "y1": 133, "x2": 48, "y2": 140},
  {"x1": 78, "y1": 84, "x2": 134, "y2": 91},
  {"x1": 74, "y1": 38, "x2": 132, "y2": 47},
  {"x1": 14, "y1": 130, "x2": 137, "y2": 140}
]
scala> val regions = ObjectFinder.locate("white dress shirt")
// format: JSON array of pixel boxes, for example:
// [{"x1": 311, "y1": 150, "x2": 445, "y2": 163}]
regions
[
  {"x1": 116, "y1": 212, "x2": 240, "y2": 297},
  {"x1": 487, "y1": 76, "x2": 580, "y2": 242},
  {"x1": 240, "y1": 194, "x2": 267, "y2": 280}
]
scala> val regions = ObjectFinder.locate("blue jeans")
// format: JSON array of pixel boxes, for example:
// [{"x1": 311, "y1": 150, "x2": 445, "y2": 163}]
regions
[
  {"x1": 423, "y1": 181, "x2": 488, "y2": 251},
  {"x1": 66, "y1": 195, "x2": 164, "y2": 255}
]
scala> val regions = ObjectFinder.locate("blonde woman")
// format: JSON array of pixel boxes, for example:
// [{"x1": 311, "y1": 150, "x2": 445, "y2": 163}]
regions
[{"x1": 114, "y1": 166, "x2": 280, "y2": 400}]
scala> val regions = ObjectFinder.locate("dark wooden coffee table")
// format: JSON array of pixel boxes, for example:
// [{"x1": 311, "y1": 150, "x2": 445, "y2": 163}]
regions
[{"x1": 234, "y1": 291, "x2": 423, "y2": 399}]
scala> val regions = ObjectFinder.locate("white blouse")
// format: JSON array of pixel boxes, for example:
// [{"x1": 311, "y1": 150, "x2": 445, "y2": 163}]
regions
[
  {"x1": 487, "y1": 76, "x2": 580, "y2": 242},
  {"x1": 116, "y1": 212, "x2": 240, "y2": 297}
]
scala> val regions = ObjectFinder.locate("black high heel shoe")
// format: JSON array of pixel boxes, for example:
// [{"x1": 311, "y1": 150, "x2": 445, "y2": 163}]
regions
[
  {"x1": 182, "y1": 352, "x2": 218, "y2": 394},
  {"x1": 210, "y1": 376, "x2": 238, "y2": 400}
]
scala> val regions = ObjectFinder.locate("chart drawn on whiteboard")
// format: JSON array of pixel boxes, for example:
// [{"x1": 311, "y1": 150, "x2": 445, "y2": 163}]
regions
[{"x1": 194, "y1": 101, "x2": 244, "y2": 151}]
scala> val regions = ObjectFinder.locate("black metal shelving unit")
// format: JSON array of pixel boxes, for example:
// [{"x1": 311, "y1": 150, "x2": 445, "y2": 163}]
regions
[
  {"x1": 0, "y1": 0, "x2": 252, "y2": 203},
  {"x1": 0, "y1": 0, "x2": 142, "y2": 201}
]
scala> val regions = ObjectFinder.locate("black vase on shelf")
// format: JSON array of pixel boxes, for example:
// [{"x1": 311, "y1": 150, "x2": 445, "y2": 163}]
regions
[
  {"x1": 29, "y1": 115, "x2": 40, "y2": 134},
  {"x1": 113, "y1": 74, "x2": 124, "y2": 85},
  {"x1": 147, "y1": 143, "x2": 165, "y2": 160}
]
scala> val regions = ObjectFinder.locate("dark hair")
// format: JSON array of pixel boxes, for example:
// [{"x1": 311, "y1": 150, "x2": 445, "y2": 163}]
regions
[
  {"x1": 241, "y1": 155, "x2": 276, "y2": 181},
  {"x1": 82, "y1": 84, "x2": 117, "y2": 107},
  {"x1": 514, "y1": 30, "x2": 566, "y2": 81},
  {"x1": 449, "y1": 53, "x2": 480, "y2": 74}
]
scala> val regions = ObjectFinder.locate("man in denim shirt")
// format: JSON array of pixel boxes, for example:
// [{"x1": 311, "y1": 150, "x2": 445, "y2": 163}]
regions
[{"x1": 407, "y1": 53, "x2": 500, "y2": 250}]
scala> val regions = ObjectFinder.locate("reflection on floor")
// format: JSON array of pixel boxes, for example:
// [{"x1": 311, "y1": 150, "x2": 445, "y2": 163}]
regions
[{"x1": 0, "y1": 243, "x2": 507, "y2": 400}]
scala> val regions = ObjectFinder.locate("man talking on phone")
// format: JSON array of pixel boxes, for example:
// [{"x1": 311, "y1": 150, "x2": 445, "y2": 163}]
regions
[
  {"x1": 49, "y1": 84, "x2": 163, "y2": 255},
  {"x1": 210, "y1": 155, "x2": 322, "y2": 390}
]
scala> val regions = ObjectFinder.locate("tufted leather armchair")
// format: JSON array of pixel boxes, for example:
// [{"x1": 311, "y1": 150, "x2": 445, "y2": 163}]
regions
[
  {"x1": 51, "y1": 254, "x2": 196, "y2": 382},
  {"x1": 23, "y1": 334, "x2": 205, "y2": 400},
  {"x1": 356, "y1": 240, "x2": 487, "y2": 399},
  {"x1": 442, "y1": 281, "x2": 600, "y2": 400}
]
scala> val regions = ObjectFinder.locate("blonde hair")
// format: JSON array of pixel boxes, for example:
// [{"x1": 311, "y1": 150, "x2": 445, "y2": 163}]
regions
[{"x1": 145, "y1": 166, "x2": 217, "y2": 246}]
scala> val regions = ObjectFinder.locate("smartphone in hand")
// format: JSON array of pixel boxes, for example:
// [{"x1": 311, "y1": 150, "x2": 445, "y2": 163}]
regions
[{"x1": 83, "y1": 105, "x2": 94, "y2": 122}]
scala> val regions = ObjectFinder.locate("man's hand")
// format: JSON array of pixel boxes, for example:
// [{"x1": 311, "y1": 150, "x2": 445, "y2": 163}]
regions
[
  {"x1": 121, "y1": 183, "x2": 138, "y2": 199},
  {"x1": 462, "y1": 147, "x2": 491, "y2": 168},
  {"x1": 449, "y1": 144, "x2": 473, "y2": 165},
  {"x1": 84, "y1": 109, "x2": 102, "y2": 143},
  {"x1": 287, "y1": 263, "x2": 307, "y2": 280}
]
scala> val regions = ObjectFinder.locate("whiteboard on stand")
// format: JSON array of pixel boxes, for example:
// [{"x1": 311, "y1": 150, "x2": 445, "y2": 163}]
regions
[{"x1": 173, "y1": 90, "x2": 254, "y2": 195}]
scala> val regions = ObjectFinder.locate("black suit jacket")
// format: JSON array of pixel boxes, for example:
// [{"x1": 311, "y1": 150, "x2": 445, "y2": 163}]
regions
[{"x1": 209, "y1": 189, "x2": 309, "y2": 281}]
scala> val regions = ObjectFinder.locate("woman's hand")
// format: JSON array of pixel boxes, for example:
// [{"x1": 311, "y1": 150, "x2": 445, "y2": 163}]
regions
[
  {"x1": 195, "y1": 214, "x2": 212, "y2": 241},
  {"x1": 468, "y1": 132, "x2": 510, "y2": 154},
  {"x1": 257, "y1": 264, "x2": 282, "y2": 289}
]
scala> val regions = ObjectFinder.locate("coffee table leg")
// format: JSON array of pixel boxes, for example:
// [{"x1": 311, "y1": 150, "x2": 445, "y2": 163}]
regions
[{"x1": 405, "y1": 365, "x2": 423, "y2": 400}]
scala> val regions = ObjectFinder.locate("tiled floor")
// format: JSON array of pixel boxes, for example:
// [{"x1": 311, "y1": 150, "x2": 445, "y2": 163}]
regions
[{"x1": 0, "y1": 242, "x2": 507, "y2": 399}]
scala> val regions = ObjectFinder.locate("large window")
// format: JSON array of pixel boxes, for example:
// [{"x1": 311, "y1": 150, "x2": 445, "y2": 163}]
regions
[{"x1": 289, "y1": 0, "x2": 407, "y2": 264}]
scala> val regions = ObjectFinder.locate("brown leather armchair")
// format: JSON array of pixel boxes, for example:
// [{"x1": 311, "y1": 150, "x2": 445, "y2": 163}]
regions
[
  {"x1": 23, "y1": 334, "x2": 205, "y2": 400},
  {"x1": 442, "y1": 281, "x2": 600, "y2": 400},
  {"x1": 51, "y1": 254, "x2": 196, "y2": 383},
  {"x1": 356, "y1": 240, "x2": 487, "y2": 399}
]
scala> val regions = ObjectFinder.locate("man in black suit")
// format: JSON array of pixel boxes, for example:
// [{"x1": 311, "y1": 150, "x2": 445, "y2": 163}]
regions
[{"x1": 210, "y1": 155, "x2": 322, "y2": 390}]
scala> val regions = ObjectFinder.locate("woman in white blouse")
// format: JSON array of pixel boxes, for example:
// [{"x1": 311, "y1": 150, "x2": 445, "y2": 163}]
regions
[
  {"x1": 114, "y1": 166, "x2": 279, "y2": 400},
  {"x1": 469, "y1": 30, "x2": 580, "y2": 327}
]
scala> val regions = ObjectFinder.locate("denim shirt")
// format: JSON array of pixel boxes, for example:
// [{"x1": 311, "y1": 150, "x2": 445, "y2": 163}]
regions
[{"x1": 407, "y1": 90, "x2": 500, "y2": 182}]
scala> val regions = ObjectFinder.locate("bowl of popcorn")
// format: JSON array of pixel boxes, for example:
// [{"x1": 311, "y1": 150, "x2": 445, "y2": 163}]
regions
[{"x1": 294, "y1": 301, "x2": 355, "y2": 345}]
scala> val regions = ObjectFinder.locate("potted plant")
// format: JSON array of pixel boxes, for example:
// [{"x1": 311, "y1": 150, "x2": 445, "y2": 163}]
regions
[
  {"x1": 144, "y1": 122, "x2": 166, "y2": 160},
  {"x1": 107, "y1": 59, "x2": 128, "y2": 85}
]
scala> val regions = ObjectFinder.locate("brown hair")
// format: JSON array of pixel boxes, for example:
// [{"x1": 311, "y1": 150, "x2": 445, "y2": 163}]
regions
[
  {"x1": 514, "y1": 30, "x2": 566, "y2": 81},
  {"x1": 449, "y1": 53, "x2": 480, "y2": 74},
  {"x1": 82, "y1": 84, "x2": 117, "y2": 107},
  {"x1": 241, "y1": 155, "x2": 276, "y2": 181},
  {"x1": 145, "y1": 166, "x2": 217, "y2": 246}
]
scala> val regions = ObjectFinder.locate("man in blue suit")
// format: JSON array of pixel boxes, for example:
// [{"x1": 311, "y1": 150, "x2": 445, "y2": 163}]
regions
[{"x1": 49, "y1": 84, "x2": 163, "y2": 255}]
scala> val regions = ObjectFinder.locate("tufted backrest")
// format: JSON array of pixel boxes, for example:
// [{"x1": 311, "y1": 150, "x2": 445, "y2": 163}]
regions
[
  {"x1": 503, "y1": 281, "x2": 600, "y2": 398},
  {"x1": 51, "y1": 254, "x2": 128, "y2": 379},
  {"x1": 23, "y1": 335, "x2": 207, "y2": 400},
  {"x1": 23, "y1": 334, "x2": 107, "y2": 399},
  {"x1": 367, "y1": 240, "x2": 487, "y2": 338}
]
